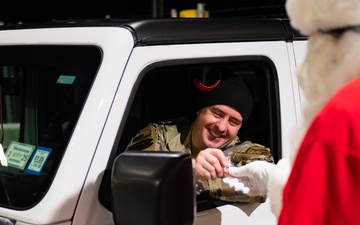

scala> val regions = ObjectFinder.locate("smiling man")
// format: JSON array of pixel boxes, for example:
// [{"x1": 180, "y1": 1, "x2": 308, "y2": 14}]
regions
[{"x1": 125, "y1": 67, "x2": 274, "y2": 203}]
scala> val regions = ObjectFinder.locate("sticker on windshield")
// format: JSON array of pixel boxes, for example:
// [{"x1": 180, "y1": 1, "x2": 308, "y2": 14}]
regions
[
  {"x1": 25, "y1": 146, "x2": 52, "y2": 175},
  {"x1": 57, "y1": 75, "x2": 76, "y2": 85},
  {"x1": 5, "y1": 141, "x2": 35, "y2": 170}
]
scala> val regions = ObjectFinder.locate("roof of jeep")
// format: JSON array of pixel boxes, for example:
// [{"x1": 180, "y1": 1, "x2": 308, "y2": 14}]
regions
[{"x1": 0, "y1": 17, "x2": 306, "y2": 45}]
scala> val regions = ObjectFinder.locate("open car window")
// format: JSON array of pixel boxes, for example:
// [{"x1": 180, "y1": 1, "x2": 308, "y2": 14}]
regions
[
  {"x1": 118, "y1": 60, "x2": 281, "y2": 159},
  {"x1": 100, "y1": 58, "x2": 281, "y2": 212}
]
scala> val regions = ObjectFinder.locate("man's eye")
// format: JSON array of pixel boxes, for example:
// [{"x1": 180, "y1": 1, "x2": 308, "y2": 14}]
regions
[
  {"x1": 230, "y1": 120, "x2": 241, "y2": 126},
  {"x1": 212, "y1": 112, "x2": 221, "y2": 118}
]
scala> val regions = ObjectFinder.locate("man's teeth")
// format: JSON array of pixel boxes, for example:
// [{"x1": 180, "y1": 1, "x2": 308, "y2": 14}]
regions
[{"x1": 210, "y1": 130, "x2": 221, "y2": 138}]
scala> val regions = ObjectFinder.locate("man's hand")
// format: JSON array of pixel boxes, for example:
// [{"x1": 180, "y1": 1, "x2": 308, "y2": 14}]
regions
[
  {"x1": 193, "y1": 148, "x2": 229, "y2": 180},
  {"x1": 223, "y1": 161, "x2": 275, "y2": 196}
]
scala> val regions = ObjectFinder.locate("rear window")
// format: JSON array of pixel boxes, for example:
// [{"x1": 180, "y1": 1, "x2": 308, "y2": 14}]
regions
[{"x1": 0, "y1": 46, "x2": 101, "y2": 209}]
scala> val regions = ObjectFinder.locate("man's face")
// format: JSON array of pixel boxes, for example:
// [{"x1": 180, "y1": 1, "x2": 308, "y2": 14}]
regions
[{"x1": 192, "y1": 104, "x2": 242, "y2": 150}]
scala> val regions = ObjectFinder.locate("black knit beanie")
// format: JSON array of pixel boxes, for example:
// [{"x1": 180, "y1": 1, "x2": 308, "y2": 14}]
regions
[{"x1": 194, "y1": 68, "x2": 253, "y2": 123}]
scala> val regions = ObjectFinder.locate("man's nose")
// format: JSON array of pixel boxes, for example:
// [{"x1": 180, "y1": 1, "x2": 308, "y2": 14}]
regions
[{"x1": 216, "y1": 118, "x2": 227, "y2": 132}]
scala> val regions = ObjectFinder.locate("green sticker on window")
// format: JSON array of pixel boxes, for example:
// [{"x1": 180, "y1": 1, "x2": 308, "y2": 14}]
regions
[
  {"x1": 57, "y1": 75, "x2": 76, "y2": 84},
  {"x1": 5, "y1": 141, "x2": 35, "y2": 170}
]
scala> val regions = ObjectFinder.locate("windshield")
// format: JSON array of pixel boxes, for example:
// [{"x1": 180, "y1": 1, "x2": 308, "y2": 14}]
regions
[{"x1": 0, "y1": 45, "x2": 101, "y2": 209}]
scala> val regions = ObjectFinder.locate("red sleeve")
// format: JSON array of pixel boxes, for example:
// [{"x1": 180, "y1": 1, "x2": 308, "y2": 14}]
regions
[{"x1": 279, "y1": 140, "x2": 360, "y2": 225}]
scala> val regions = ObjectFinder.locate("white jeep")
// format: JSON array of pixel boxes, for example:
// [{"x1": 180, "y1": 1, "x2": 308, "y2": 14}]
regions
[{"x1": 0, "y1": 17, "x2": 307, "y2": 225}]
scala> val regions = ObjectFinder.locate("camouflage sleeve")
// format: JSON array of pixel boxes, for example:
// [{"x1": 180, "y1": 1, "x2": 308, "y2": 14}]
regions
[
  {"x1": 125, "y1": 123, "x2": 165, "y2": 151},
  {"x1": 196, "y1": 141, "x2": 274, "y2": 203},
  {"x1": 226, "y1": 141, "x2": 274, "y2": 166}
]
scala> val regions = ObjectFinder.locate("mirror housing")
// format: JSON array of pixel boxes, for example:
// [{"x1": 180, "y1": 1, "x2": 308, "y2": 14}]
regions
[{"x1": 111, "y1": 151, "x2": 195, "y2": 225}]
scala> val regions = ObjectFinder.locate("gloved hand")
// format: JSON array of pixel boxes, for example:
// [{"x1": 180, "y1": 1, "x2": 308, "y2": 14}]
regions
[{"x1": 223, "y1": 161, "x2": 275, "y2": 196}]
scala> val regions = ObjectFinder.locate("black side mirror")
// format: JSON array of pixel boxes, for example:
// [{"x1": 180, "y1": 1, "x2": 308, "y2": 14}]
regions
[{"x1": 111, "y1": 151, "x2": 195, "y2": 225}]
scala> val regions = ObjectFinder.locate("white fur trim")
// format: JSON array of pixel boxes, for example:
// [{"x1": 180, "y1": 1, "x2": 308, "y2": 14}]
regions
[
  {"x1": 286, "y1": 0, "x2": 360, "y2": 35},
  {"x1": 267, "y1": 158, "x2": 291, "y2": 218}
]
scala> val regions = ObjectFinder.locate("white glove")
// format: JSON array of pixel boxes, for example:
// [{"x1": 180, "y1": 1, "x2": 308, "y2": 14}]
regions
[{"x1": 223, "y1": 161, "x2": 275, "y2": 196}]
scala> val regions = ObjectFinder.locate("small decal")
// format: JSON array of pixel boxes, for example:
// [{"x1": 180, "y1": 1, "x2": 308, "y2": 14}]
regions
[
  {"x1": 57, "y1": 75, "x2": 76, "y2": 84},
  {"x1": 5, "y1": 141, "x2": 35, "y2": 170},
  {"x1": 25, "y1": 146, "x2": 52, "y2": 175}
]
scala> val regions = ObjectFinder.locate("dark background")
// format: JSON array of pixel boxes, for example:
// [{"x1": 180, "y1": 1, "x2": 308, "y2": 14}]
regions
[{"x1": 0, "y1": 0, "x2": 287, "y2": 24}]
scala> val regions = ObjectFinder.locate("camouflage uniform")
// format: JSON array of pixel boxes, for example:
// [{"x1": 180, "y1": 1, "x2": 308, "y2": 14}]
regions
[{"x1": 126, "y1": 117, "x2": 274, "y2": 203}]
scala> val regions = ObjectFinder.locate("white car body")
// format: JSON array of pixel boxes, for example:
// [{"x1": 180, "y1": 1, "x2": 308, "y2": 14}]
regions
[{"x1": 0, "y1": 18, "x2": 307, "y2": 225}]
